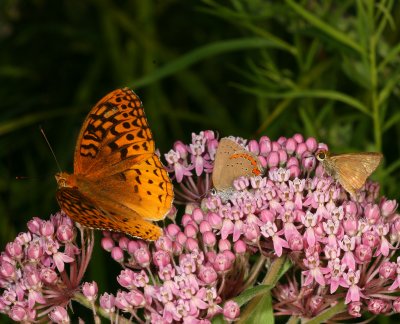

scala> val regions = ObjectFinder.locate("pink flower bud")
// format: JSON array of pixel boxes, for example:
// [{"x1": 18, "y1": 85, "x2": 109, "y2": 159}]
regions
[
  {"x1": 287, "y1": 157, "x2": 299, "y2": 168},
  {"x1": 348, "y1": 301, "x2": 362, "y2": 317},
  {"x1": 165, "y1": 224, "x2": 181, "y2": 238},
  {"x1": 5, "y1": 241, "x2": 23, "y2": 260},
  {"x1": 184, "y1": 223, "x2": 198, "y2": 238},
  {"x1": 367, "y1": 299, "x2": 390, "y2": 315},
  {"x1": 0, "y1": 261, "x2": 16, "y2": 279},
  {"x1": 101, "y1": 237, "x2": 114, "y2": 252},
  {"x1": 198, "y1": 266, "x2": 218, "y2": 284},
  {"x1": 152, "y1": 250, "x2": 170, "y2": 268},
  {"x1": 293, "y1": 133, "x2": 304, "y2": 143},
  {"x1": 25, "y1": 270, "x2": 41, "y2": 287},
  {"x1": 271, "y1": 141, "x2": 280, "y2": 151},
  {"x1": 305, "y1": 137, "x2": 318, "y2": 152},
  {"x1": 176, "y1": 232, "x2": 187, "y2": 245},
  {"x1": 100, "y1": 293, "x2": 115, "y2": 313},
  {"x1": 213, "y1": 253, "x2": 233, "y2": 272},
  {"x1": 393, "y1": 297, "x2": 400, "y2": 313},
  {"x1": 202, "y1": 231, "x2": 216, "y2": 247},
  {"x1": 181, "y1": 214, "x2": 192, "y2": 226},
  {"x1": 285, "y1": 138, "x2": 297, "y2": 154},
  {"x1": 49, "y1": 306, "x2": 70, "y2": 323},
  {"x1": 207, "y1": 212, "x2": 222, "y2": 229},
  {"x1": 218, "y1": 239, "x2": 231, "y2": 252},
  {"x1": 344, "y1": 201, "x2": 358, "y2": 217},
  {"x1": 199, "y1": 220, "x2": 212, "y2": 233},
  {"x1": 125, "y1": 290, "x2": 146, "y2": 307},
  {"x1": 259, "y1": 139, "x2": 272, "y2": 155},
  {"x1": 365, "y1": 204, "x2": 381, "y2": 224},
  {"x1": 362, "y1": 231, "x2": 380, "y2": 248},
  {"x1": 295, "y1": 143, "x2": 307, "y2": 157},
  {"x1": 289, "y1": 165, "x2": 301, "y2": 178},
  {"x1": 354, "y1": 244, "x2": 372, "y2": 263},
  {"x1": 258, "y1": 155, "x2": 267, "y2": 168},
  {"x1": 381, "y1": 199, "x2": 398, "y2": 217},
  {"x1": 248, "y1": 139, "x2": 260, "y2": 155},
  {"x1": 288, "y1": 234, "x2": 303, "y2": 251},
  {"x1": 127, "y1": 240, "x2": 139, "y2": 254},
  {"x1": 192, "y1": 208, "x2": 204, "y2": 223},
  {"x1": 40, "y1": 221, "x2": 55, "y2": 237},
  {"x1": 277, "y1": 136, "x2": 286, "y2": 145},
  {"x1": 172, "y1": 242, "x2": 183, "y2": 255},
  {"x1": 302, "y1": 154, "x2": 315, "y2": 171},
  {"x1": 154, "y1": 236, "x2": 173, "y2": 252},
  {"x1": 82, "y1": 281, "x2": 98, "y2": 302},
  {"x1": 267, "y1": 151, "x2": 279, "y2": 168},
  {"x1": 343, "y1": 216, "x2": 358, "y2": 236},
  {"x1": 27, "y1": 217, "x2": 42, "y2": 235},
  {"x1": 234, "y1": 240, "x2": 247, "y2": 254},
  {"x1": 10, "y1": 305, "x2": 27, "y2": 322},
  {"x1": 185, "y1": 238, "x2": 199, "y2": 251},
  {"x1": 111, "y1": 247, "x2": 124, "y2": 263},
  {"x1": 118, "y1": 236, "x2": 130, "y2": 250},
  {"x1": 221, "y1": 219, "x2": 234, "y2": 239},
  {"x1": 379, "y1": 261, "x2": 396, "y2": 279},
  {"x1": 40, "y1": 267, "x2": 58, "y2": 284},
  {"x1": 56, "y1": 225, "x2": 74, "y2": 243},
  {"x1": 133, "y1": 247, "x2": 150, "y2": 267},
  {"x1": 223, "y1": 300, "x2": 240, "y2": 320},
  {"x1": 173, "y1": 141, "x2": 188, "y2": 159},
  {"x1": 260, "y1": 210, "x2": 275, "y2": 223},
  {"x1": 278, "y1": 149, "x2": 288, "y2": 165},
  {"x1": 117, "y1": 269, "x2": 135, "y2": 288}
]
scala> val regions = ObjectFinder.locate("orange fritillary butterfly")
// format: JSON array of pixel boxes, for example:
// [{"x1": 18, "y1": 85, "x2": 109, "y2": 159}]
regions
[{"x1": 55, "y1": 88, "x2": 174, "y2": 241}]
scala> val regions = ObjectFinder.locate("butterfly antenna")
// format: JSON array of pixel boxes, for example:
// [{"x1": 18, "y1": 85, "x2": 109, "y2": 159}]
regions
[{"x1": 40, "y1": 126, "x2": 63, "y2": 173}]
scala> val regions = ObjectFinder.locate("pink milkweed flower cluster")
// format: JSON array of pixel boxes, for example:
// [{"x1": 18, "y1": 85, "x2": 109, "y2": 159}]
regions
[
  {"x1": 0, "y1": 212, "x2": 94, "y2": 323},
  {"x1": 1, "y1": 131, "x2": 399, "y2": 323},
  {"x1": 163, "y1": 131, "x2": 400, "y2": 320}
]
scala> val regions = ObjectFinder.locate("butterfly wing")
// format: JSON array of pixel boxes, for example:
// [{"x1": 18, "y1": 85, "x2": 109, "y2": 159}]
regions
[
  {"x1": 329, "y1": 152, "x2": 382, "y2": 196},
  {"x1": 212, "y1": 138, "x2": 262, "y2": 191},
  {"x1": 57, "y1": 187, "x2": 162, "y2": 240},
  {"x1": 88, "y1": 155, "x2": 174, "y2": 221},
  {"x1": 74, "y1": 88, "x2": 155, "y2": 178},
  {"x1": 57, "y1": 88, "x2": 174, "y2": 240}
]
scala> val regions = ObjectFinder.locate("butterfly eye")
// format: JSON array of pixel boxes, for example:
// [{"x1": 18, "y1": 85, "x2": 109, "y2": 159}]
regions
[
  {"x1": 58, "y1": 179, "x2": 66, "y2": 187},
  {"x1": 317, "y1": 152, "x2": 326, "y2": 161}
]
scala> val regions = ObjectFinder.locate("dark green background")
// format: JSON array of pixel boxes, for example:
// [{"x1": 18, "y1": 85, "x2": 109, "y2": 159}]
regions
[{"x1": 1, "y1": 1, "x2": 399, "y2": 322}]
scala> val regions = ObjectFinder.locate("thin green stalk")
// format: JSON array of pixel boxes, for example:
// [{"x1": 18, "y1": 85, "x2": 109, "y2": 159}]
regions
[
  {"x1": 73, "y1": 293, "x2": 129, "y2": 324},
  {"x1": 369, "y1": 26, "x2": 382, "y2": 151},
  {"x1": 238, "y1": 256, "x2": 286, "y2": 323}
]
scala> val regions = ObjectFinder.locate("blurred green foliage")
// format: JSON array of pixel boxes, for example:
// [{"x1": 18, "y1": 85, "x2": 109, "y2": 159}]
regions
[{"x1": 1, "y1": 0, "x2": 400, "y2": 322}]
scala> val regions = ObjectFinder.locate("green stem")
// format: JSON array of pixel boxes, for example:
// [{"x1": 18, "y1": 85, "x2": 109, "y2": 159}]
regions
[
  {"x1": 369, "y1": 34, "x2": 381, "y2": 151},
  {"x1": 73, "y1": 293, "x2": 131, "y2": 324},
  {"x1": 238, "y1": 256, "x2": 287, "y2": 323},
  {"x1": 302, "y1": 300, "x2": 346, "y2": 324}
]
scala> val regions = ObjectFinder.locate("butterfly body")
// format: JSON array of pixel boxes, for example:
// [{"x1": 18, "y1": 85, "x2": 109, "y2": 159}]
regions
[
  {"x1": 316, "y1": 149, "x2": 382, "y2": 197},
  {"x1": 56, "y1": 88, "x2": 174, "y2": 241},
  {"x1": 212, "y1": 138, "x2": 263, "y2": 191}
]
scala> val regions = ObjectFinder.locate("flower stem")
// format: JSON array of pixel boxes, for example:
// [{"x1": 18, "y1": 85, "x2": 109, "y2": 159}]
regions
[
  {"x1": 302, "y1": 300, "x2": 346, "y2": 324},
  {"x1": 73, "y1": 293, "x2": 131, "y2": 324},
  {"x1": 238, "y1": 256, "x2": 287, "y2": 323}
]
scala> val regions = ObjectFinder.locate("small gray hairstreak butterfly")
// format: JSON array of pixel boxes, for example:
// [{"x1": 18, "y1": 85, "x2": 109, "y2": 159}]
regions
[{"x1": 212, "y1": 137, "x2": 264, "y2": 191}]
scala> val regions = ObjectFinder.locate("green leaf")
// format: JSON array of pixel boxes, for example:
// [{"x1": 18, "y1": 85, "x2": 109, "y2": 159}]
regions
[
  {"x1": 234, "y1": 285, "x2": 272, "y2": 307},
  {"x1": 285, "y1": 0, "x2": 363, "y2": 54},
  {"x1": 246, "y1": 292, "x2": 274, "y2": 324},
  {"x1": 303, "y1": 300, "x2": 346, "y2": 324},
  {"x1": 0, "y1": 110, "x2": 71, "y2": 136},
  {"x1": 236, "y1": 87, "x2": 371, "y2": 116},
  {"x1": 131, "y1": 38, "x2": 280, "y2": 88}
]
